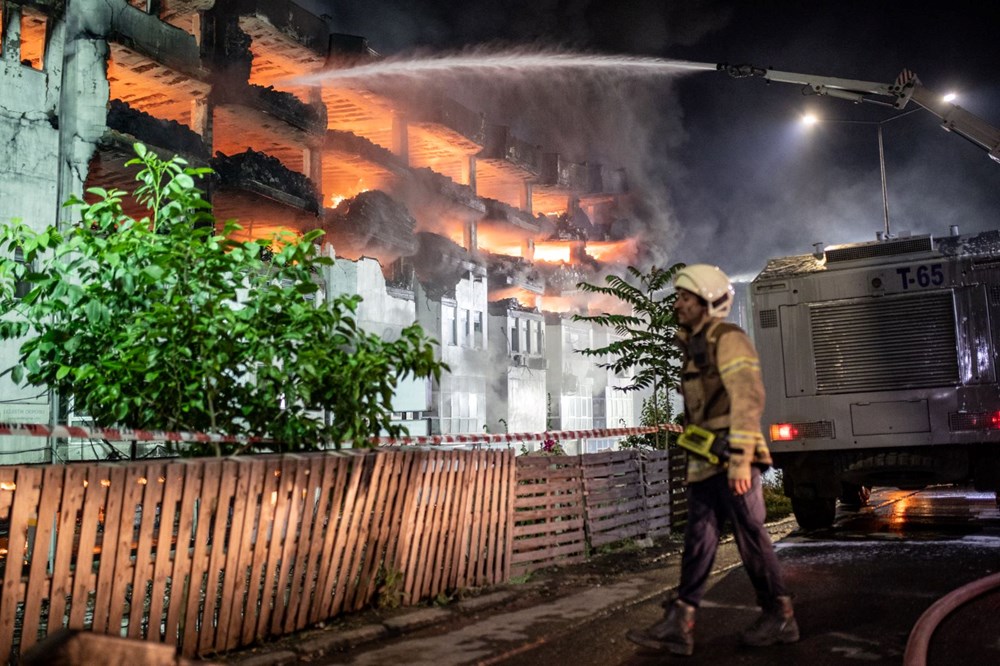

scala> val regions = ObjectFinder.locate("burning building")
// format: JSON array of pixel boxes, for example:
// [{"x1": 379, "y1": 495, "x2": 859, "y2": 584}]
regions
[{"x1": 0, "y1": 0, "x2": 638, "y2": 460}]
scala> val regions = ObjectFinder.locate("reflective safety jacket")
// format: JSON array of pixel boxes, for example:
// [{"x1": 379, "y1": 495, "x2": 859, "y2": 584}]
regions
[{"x1": 676, "y1": 318, "x2": 773, "y2": 483}]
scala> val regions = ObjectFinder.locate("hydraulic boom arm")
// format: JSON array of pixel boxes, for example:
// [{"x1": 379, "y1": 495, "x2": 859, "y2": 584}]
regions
[{"x1": 719, "y1": 63, "x2": 1000, "y2": 163}]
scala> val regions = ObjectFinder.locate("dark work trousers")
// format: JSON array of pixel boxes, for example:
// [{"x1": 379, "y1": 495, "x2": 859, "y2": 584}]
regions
[{"x1": 677, "y1": 468, "x2": 789, "y2": 608}]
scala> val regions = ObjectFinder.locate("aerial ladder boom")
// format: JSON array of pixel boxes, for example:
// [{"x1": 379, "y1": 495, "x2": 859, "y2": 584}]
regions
[{"x1": 719, "y1": 63, "x2": 1000, "y2": 163}]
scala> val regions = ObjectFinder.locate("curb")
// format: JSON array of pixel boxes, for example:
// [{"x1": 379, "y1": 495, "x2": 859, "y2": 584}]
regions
[{"x1": 225, "y1": 591, "x2": 519, "y2": 665}]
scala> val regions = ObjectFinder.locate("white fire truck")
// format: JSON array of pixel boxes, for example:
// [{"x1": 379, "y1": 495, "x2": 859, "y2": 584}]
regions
[{"x1": 721, "y1": 63, "x2": 1000, "y2": 529}]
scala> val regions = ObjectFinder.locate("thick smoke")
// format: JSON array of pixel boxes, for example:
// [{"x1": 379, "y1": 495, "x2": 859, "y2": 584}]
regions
[
  {"x1": 296, "y1": 0, "x2": 735, "y2": 275},
  {"x1": 298, "y1": 1, "x2": 1000, "y2": 278}
]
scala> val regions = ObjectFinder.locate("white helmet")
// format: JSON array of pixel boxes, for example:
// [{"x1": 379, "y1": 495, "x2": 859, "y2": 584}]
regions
[{"x1": 674, "y1": 264, "x2": 735, "y2": 318}]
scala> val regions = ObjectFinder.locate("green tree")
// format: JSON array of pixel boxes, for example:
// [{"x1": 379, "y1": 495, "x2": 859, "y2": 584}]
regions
[
  {"x1": 573, "y1": 264, "x2": 684, "y2": 449},
  {"x1": 0, "y1": 144, "x2": 446, "y2": 455}
]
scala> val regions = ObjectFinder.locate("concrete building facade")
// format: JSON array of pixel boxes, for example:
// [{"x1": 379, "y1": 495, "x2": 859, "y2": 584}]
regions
[{"x1": 0, "y1": 0, "x2": 642, "y2": 462}]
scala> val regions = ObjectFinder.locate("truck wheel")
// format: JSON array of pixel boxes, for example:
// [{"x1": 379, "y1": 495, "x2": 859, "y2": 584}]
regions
[
  {"x1": 839, "y1": 483, "x2": 871, "y2": 509},
  {"x1": 791, "y1": 496, "x2": 836, "y2": 530}
]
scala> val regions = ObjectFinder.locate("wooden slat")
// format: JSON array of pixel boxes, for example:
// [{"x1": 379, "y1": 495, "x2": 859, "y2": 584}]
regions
[
  {"x1": 20, "y1": 466, "x2": 64, "y2": 651},
  {"x1": 147, "y1": 462, "x2": 185, "y2": 643},
  {"x1": 325, "y1": 453, "x2": 366, "y2": 617},
  {"x1": 309, "y1": 454, "x2": 350, "y2": 624},
  {"x1": 215, "y1": 460, "x2": 253, "y2": 650},
  {"x1": 68, "y1": 467, "x2": 108, "y2": 630},
  {"x1": 378, "y1": 450, "x2": 412, "y2": 592},
  {"x1": 502, "y1": 450, "x2": 515, "y2": 581},
  {"x1": 398, "y1": 452, "x2": 427, "y2": 604},
  {"x1": 199, "y1": 458, "x2": 240, "y2": 654},
  {"x1": 465, "y1": 451, "x2": 486, "y2": 587},
  {"x1": 484, "y1": 452, "x2": 502, "y2": 586},
  {"x1": 334, "y1": 452, "x2": 374, "y2": 614},
  {"x1": 429, "y1": 453, "x2": 458, "y2": 594},
  {"x1": 267, "y1": 456, "x2": 306, "y2": 637},
  {"x1": 412, "y1": 450, "x2": 443, "y2": 600},
  {"x1": 0, "y1": 467, "x2": 41, "y2": 660},
  {"x1": 181, "y1": 459, "x2": 222, "y2": 657},
  {"x1": 47, "y1": 465, "x2": 88, "y2": 634},
  {"x1": 344, "y1": 452, "x2": 387, "y2": 613},
  {"x1": 452, "y1": 451, "x2": 477, "y2": 589},
  {"x1": 225, "y1": 458, "x2": 265, "y2": 649},
  {"x1": 288, "y1": 455, "x2": 328, "y2": 631},
  {"x1": 296, "y1": 454, "x2": 333, "y2": 628},
  {"x1": 442, "y1": 453, "x2": 463, "y2": 590},
  {"x1": 242, "y1": 456, "x2": 282, "y2": 644},
  {"x1": 353, "y1": 451, "x2": 400, "y2": 609},
  {"x1": 165, "y1": 461, "x2": 202, "y2": 650},
  {"x1": 92, "y1": 465, "x2": 127, "y2": 634},
  {"x1": 425, "y1": 453, "x2": 451, "y2": 595},
  {"x1": 108, "y1": 466, "x2": 146, "y2": 638},
  {"x1": 125, "y1": 463, "x2": 164, "y2": 640},
  {"x1": 254, "y1": 456, "x2": 293, "y2": 639}
]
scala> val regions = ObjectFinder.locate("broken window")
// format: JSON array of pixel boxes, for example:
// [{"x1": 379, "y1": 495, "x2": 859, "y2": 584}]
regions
[
  {"x1": 19, "y1": 6, "x2": 48, "y2": 70},
  {"x1": 510, "y1": 320, "x2": 519, "y2": 353}
]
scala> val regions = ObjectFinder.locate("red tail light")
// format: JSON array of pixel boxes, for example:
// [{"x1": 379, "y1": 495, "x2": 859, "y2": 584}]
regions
[{"x1": 770, "y1": 423, "x2": 800, "y2": 441}]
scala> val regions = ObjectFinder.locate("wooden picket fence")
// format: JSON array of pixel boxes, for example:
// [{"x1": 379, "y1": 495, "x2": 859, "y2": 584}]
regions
[
  {"x1": 510, "y1": 448, "x2": 687, "y2": 576},
  {"x1": 0, "y1": 448, "x2": 514, "y2": 660},
  {"x1": 0, "y1": 447, "x2": 684, "y2": 661}
]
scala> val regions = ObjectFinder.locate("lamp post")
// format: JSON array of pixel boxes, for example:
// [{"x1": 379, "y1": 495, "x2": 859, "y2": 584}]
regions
[{"x1": 801, "y1": 108, "x2": 922, "y2": 238}]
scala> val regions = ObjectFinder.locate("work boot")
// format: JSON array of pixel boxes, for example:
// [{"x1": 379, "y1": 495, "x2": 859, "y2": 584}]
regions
[
  {"x1": 740, "y1": 595, "x2": 800, "y2": 646},
  {"x1": 626, "y1": 598, "x2": 696, "y2": 656}
]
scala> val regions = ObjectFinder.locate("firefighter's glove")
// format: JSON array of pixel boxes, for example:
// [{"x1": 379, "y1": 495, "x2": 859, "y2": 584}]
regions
[{"x1": 725, "y1": 430, "x2": 757, "y2": 482}]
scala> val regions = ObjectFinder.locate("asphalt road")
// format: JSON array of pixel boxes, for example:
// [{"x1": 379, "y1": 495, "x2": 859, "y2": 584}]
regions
[
  {"x1": 497, "y1": 487, "x2": 1000, "y2": 666},
  {"x1": 321, "y1": 486, "x2": 1000, "y2": 666}
]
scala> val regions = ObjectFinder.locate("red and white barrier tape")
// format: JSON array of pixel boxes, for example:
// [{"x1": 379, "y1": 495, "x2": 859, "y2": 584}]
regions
[
  {"x1": 0, "y1": 423, "x2": 264, "y2": 443},
  {"x1": 373, "y1": 423, "x2": 682, "y2": 446},
  {"x1": 0, "y1": 422, "x2": 681, "y2": 446}
]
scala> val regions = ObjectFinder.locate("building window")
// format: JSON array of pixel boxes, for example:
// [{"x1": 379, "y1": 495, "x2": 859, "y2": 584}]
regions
[
  {"x1": 443, "y1": 305, "x2": 457, "y2": 346},
  {"x1": 510, "y1": 320, "x2": 519, "y2": 352},
  {"x1": 473, "y1": 311, "x2": 483, "y2": 349},
  {"x1": 536, "y1": 321, "x2": 544, "y2": 355},
  {"x1": 19, "y1": 7, "x2": 48, "y2": 71},
  {"x1": 460, "y1": 308, "x2": 471, "y2": 348}
]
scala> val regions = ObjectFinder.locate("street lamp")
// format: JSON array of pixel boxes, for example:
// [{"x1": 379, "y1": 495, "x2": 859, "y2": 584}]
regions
[{"x1": 800, "y1": 108, "x2": 923, "y2": 238}]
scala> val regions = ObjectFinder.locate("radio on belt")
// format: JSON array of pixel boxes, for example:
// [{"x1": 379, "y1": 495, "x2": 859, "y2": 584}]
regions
[{"x1": 676, "y1": 424, "x2": 734, "y2": 465}]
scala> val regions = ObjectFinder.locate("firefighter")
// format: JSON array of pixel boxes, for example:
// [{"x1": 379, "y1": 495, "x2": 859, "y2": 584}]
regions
[{"x1": 626, "y1": 264, "x2": 799, "y2": 656}]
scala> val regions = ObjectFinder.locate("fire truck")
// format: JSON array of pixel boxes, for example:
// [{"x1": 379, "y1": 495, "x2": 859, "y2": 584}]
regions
[{"x1": 721, "y1": 63, "x2": 1000, "y2": 529}]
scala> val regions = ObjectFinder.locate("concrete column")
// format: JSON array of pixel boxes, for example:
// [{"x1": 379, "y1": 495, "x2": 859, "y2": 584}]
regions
[
  {"x1": 519, "y1": 181, "x2": 533, "y2": 214},
  {"x1": 2, "y1": 5, "x2": 22, "y2": 62},
  {"x1": 524, "y1": 238, "x2": 535, "y2": 262},
  {"x1": 191, "y1": 96, "x2": 212, "y2": 145},
  {"x1": 462, "y1": 155, "x2": 477, "y2": 192},
  {"x1": 391, "y1": 112, "x2": 409, "y2": 165},
  {"x1": 304, "y1": 143, "x2": 324, "y2": 205},
  {"x1": 464, "y1": 218, "x2": 478, "y2": 253}
]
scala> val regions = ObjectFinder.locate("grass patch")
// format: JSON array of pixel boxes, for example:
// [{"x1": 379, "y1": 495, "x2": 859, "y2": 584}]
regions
[{"x1": 763, "y1": 469, "x2": 793, "y2": 522}]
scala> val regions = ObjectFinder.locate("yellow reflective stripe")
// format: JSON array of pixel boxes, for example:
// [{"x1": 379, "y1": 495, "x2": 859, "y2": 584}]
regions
[{"x1": 719, "y1": 356, "x2": 760, "y2": 376}]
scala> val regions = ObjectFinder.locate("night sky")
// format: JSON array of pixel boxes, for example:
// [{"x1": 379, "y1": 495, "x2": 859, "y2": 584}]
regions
[{"x1": 300, "y1": 0, "x2": 1000, "y2": 278}]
